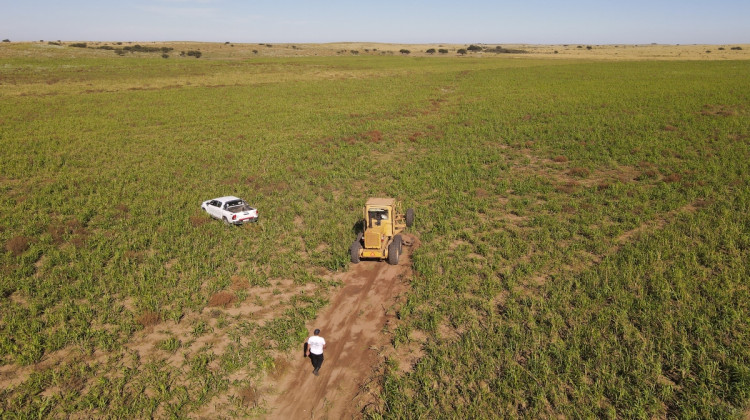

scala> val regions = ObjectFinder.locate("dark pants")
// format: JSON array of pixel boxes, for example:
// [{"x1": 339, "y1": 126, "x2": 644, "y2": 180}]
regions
[{"x1": 310, "y1": 352, "x2": 324, "y2": 370}]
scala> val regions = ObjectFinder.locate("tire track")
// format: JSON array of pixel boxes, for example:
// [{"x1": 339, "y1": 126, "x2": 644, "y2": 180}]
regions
[{"x1": 265, "y1": 238, "x2": 414, "y2": 419}]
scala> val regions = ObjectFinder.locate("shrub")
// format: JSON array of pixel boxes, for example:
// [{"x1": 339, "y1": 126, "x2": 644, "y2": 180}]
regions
[
  {"x1": 209, "y1": 291, "x2": 235, "y2": 307},
  {"x1": 731, "y1": 46, "x2": 743, "y2": 50},
  {"x1": 426, "y1": 48, "x2": 436, "y2": 54},
  {"x1": 2, "y1": 39, "x2": 10, "y2": 43},
  {"x1": 186, "y1": 50, "x2": 202, "y2": 58},
  {"x1": 438, "y1": 49, "x2": 449, "y2": 54},
  {"x1": 663, "y1": 173, "x2": 682, "y2": 183},
  {"x1": 189, "y1": 214, "x2": 208, "y2": 227},
  {"x1": 137, "y1": 311, "x2": 160, "y2": 327},
  {"x1": 5, "y1": 236, "x2": 30, "y2": 256},
  {"x1": 69, "y1": 43, "x2": 87, "y2": 48},
  {"x1": 467, "y1": 44, "x2": 482, "y2": 52},
  {"x1": 365, "y1": 130, "x2": 383, "y2": 143},
  {"x1": 485, "y1": 46, "x2": 528, "y2": 54},
  {"x1": 240, "y1": 385, "x2": 259, "y2": 406},
  {"x1": 457, "y1": 49, "x2": 467, "y2": 55},
  {"x1": 586, "y1": 45, "x2": 593, "y2": 50},
  {"x1": 122, "y1": 44, "x2": 172, "y2": 54},
  {"x1": 568, "y1": 167, "x2": 590, "y2": 177},
  {"x1": 48, "y1": 41, "x2": 61, "y2": 46},
  {"x1": 399, "y1": 49, "x2": 410, "y2": 55},
  {"x1": 162, "y1": 53, "x2": 169, "y2": 59},
  {"x1": 231, "y1": 276, "x2": 250, "y2": 291}
]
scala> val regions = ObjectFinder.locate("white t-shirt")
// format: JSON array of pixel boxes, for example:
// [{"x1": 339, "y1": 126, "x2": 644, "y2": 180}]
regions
[{"x1": 308, "y1": 335, "x2": 325, "y2": 355}]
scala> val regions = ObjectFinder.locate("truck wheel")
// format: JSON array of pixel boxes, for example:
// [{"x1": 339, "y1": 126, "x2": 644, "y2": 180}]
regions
[
  {"x1": 222, "y1": 217, "x2": 230, "y2": 226},
  {"x1": 387, "y1": 240, "x2": 400, "y2": 265},
  {"x1": 393, "y1": 234, "x2": 403, "y2": 253},
  {"x1": 350, "y1": 241, "x2": 361, "y2": 264},
  {"x1": 405, "y1": 208, "x2": 415, "y2": 227}
]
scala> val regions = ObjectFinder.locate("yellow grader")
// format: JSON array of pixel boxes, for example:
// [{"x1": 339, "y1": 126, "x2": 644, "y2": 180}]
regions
[{"x1": 350, "y1": 198, "x2": 414, "y2": 265}]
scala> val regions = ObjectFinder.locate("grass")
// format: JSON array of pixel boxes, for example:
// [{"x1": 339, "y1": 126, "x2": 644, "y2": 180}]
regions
[{"x1": 1, "y1": 43, "x2": 749, "y2": 418}]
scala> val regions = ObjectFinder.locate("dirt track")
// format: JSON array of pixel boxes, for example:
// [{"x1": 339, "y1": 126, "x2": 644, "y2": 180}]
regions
[{"x1": 264, "y1": 235, "x2": 415, "y2": 419}]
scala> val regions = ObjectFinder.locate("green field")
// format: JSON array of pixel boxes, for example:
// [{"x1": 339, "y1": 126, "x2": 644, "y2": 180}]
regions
[{"x1": 1, "y1": 45, "x2": 749, "y2": 418}]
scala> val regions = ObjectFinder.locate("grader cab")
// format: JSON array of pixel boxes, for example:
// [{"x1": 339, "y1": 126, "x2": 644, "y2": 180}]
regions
[{"x1": 350, "y1": 198, "x2": 414, "y2": 265}]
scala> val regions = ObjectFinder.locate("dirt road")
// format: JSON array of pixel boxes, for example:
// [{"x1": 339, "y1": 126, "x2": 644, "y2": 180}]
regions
[{"x1": 265, "y1": 237, "x2": 415, "y2": 419}]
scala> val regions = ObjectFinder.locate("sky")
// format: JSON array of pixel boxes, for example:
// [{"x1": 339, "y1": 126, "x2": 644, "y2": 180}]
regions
[{"x1": 2, "y1": 0, "x2": 749, "y2": 45}]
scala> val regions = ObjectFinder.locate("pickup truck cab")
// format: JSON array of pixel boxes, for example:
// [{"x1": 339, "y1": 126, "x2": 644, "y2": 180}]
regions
[{"x1": 201, "y1": 196, "x2": 258, "y2": 225}]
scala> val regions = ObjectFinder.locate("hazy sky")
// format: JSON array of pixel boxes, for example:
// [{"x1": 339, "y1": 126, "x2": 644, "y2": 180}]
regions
[{"x1": 3, "y1": 0, "x2": 749, "y2": 44}]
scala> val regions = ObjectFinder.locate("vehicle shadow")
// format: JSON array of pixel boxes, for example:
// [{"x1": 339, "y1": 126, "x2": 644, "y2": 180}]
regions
[{"x1": 351, "y1": 219, "x2": 365, "y2": 237}]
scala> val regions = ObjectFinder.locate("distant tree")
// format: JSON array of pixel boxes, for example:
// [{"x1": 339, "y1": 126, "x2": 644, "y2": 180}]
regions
[
  {"x1": 426, "y1": 48, "x2": 436, "y2": 54},
  {"x1": 2, "y1": 39, "x2": 10, "y2": 43},
  {"x1": 457, "y1": 48, "x2": 467, "y2": 55},
  {"x1": 438, "y1": 48, "x2": 449, "y2": 54},
  {"x1": 399, "y1": 49, "x2": 411, "y2": 55},
  {"x1": 467, "y1": 44, "x2": 482, "y2": 52}
]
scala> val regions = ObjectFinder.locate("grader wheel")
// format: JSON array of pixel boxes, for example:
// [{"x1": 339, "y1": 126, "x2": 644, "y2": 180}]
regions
[{"x1": 387, "y1": 240, "x2": 400, "y2": 265}]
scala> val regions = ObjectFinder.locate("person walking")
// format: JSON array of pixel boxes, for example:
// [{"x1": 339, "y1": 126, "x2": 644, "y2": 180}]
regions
[{"x1": 305, "y1": 329, "x2": 326, "y2": 376}]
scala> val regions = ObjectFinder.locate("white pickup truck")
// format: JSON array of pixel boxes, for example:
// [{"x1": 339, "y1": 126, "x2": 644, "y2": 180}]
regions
[{"x1": 201, "y1": 196, "x2": 258, "y2": 225}]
